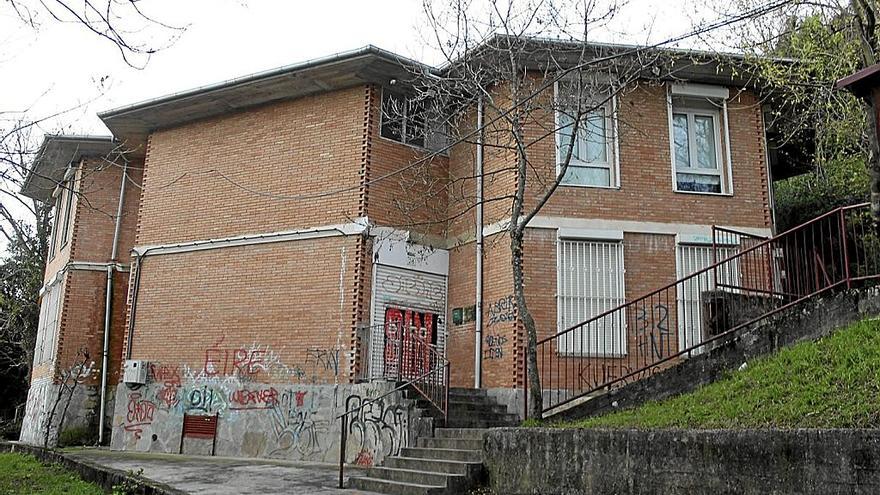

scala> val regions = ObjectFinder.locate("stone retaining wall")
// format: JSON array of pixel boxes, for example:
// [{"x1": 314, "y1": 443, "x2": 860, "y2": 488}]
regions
[{"x1": 484, "y1": 428, "x2": 880, "y2": 495}]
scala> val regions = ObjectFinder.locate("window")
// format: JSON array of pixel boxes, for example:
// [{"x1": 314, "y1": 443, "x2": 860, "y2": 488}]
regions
[
  {"x1": 557, "y1": 238, "x2": 626, "y2": 355},
  {"x1": 676, "y1": 243, "x2": 740, "y2": 354},
  {"x1": 380, "y1": 90, "x2": 449, "y2": 151},
  {"x1": 669, "y1": 86, "x2": 732, "y2": 194},
  {"x1": 60, "y1": 182, "x2": 74, "y2": 248},
  {"x1": 48, "y1": 194, "x2": 62, "y2": 260},
  {"x1": 556, "y1": 82, "x2": 617, "y2": 187}
]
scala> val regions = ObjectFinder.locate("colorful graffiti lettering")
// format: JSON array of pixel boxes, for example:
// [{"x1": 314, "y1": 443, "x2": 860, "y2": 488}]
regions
[{"x1": 229, "y1": 387, "x2": 279, "y2": 410}]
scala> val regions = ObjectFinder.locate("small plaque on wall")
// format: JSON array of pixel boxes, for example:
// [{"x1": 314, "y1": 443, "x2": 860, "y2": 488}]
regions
[{"x1": 451, "y1": 305, "x2": 477, "y2": 325}]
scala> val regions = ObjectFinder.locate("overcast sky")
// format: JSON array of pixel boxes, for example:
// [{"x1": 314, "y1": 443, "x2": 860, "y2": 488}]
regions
[
  {"x1": 0, "y1": 0, "x2": 719, "y2": 254},
  {"x1": 0, "y1": 0, "x2": 714, "y2": 136}
]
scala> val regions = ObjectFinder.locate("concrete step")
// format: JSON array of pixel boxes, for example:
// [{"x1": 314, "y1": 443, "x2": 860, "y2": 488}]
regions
[
  {"x1": 445, "y1": 418, "x2": 517, "y2": 428},
  {"x1": 417, "y1": 437, "x2": 483, "y2": 450},
  {"x1": 446, "y1": 411, "x2": 519, "y2": 424},
  {"x1": 447, "y1": 401, "x2": 509, "y2": 414},
  {"x1": 348, "y1": 476, "x2": 445, "y2": 495},
  {"x1": 434, "y1": 428, "x2": 489, "y2": 440},
  {"x1": 448, "y1": 388, "x2": 488, "y2": 398},
  {"x1": 383, "y1": 456, "x2": 484, "y2": 476},
  {"x1": 400, "y1": 447, "x2": 483, "y2": 463},
  {"x1": 367, "y1": 466, "x2": 463, "y2": 487}
]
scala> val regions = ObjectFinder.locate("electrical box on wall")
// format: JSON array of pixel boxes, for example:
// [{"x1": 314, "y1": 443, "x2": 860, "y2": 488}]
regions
[{"x1": 123, "y1": 359, "x2": 149, "y2": 385}]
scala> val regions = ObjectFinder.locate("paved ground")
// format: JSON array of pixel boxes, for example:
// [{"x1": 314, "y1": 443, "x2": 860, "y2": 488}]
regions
[{"x1": 66, "y1": 448, "x2": 382, "y2": 495}]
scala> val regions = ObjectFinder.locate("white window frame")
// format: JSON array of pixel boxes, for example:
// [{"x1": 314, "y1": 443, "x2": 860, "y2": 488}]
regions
[
  {"x1": 556, "y1": 231, "x2": 627, "y2": 357},
  {"x1": 554, "y1": 81, "x2": 620, "y2": 189},
  {"x1": 667, "y1": 85, "x2": 734, "y2": 196}
]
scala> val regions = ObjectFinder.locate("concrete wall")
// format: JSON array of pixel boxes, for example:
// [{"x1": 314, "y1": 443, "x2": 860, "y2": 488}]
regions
[
  {"x1": 485, "y1": 427, "x2": 880, "y2": 495},
  {"x1": 110, "y1": 378, "x2": 431, "y2": 467}
]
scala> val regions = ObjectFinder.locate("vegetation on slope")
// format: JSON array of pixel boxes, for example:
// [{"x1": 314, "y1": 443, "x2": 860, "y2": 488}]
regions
[
  {"x1": 0, "y1": 453, "x2": 103, "y2": 495},
  {"x1": 558, "y1": 318, "x2": 880, "y2": 429}
]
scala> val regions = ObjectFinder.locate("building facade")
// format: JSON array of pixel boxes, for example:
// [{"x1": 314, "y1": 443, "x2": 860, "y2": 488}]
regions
[{"x1": 20, "y1": 42, "x2": 784, "y2": 464}]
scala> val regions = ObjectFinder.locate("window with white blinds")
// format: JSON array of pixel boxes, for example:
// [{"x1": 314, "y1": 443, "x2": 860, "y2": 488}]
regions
[
  {"x1": 557, "y1": 239, "x2": 626, "y2": 355},
  {"x1": 676, "y1": 244, "x2": 740, "y2": 353},
  {"x1": 33, "y1": 281, "x2": 62, "y2": 367}
]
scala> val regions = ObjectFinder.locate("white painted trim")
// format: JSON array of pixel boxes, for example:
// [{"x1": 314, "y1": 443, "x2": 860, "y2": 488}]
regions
[
  {"x1": 671, "y1": 82, "x2": 730, "y2": 100},
  {"x1": 557, "y1": 227, "x2": 624, "y2": 241},
  {"x1": 526, "y1": 215, "x2": 772, "y2": 238},
  {"x1": 133, "y1": 218, "x2": 370, "y2": 257},
  {"x1": 723, "y1": 99, "x2": 734, "y2": 195},
  {"x1": 676, "y1": 232, "x2": 739, "y2": 246},
  {"x1": 372, "y1": 234, "x2": 450, "y2": 276},
  {"x1": 38, "y1": 261, "x2": 130, "y2": 297}
]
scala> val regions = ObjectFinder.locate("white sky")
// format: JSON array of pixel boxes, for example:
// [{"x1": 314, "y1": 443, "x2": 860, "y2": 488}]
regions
[{"x1": 0, "y1": 0, "x2": 719, "y2": 254}]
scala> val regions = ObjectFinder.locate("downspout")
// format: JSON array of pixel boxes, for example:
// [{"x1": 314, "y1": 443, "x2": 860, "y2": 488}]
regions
[
  {"x1": 474, "y1": 97, "x2": 484, "y2": 389},
  {"x1": 98, "y1": 161, "x2": 128, "y2": 444}
]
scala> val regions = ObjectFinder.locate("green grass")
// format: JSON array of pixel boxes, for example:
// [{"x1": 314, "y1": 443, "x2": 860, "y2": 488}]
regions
[
  {"x1": 0, "y1": 453, "x2": 103, "y2": 495},
  {"x1": 555, "y1": 318, "x2": 880, "y2": 429}
]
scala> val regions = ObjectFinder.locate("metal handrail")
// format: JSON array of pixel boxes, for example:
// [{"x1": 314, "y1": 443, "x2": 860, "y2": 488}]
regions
[
  {"x1": 528, "y1": 203, "x2": 879, "y2": 417},
  {"x1": 337, "y1": 329, "x2": 450, "y2": 488}
]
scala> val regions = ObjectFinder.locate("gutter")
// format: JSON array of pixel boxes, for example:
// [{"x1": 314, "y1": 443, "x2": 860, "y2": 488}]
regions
[
  {"x1": 98, "y1": 160, "x2": 128, "y2": 445},
  {"x1": 475, "y1": 98, "x2": 485, "y2": 389}
]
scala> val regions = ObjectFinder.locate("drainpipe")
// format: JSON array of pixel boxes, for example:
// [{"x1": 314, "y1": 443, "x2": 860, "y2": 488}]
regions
[
  {"x1": 98, "y1": 160, "x2": 128, "y2": 445},
  {"x1": 474, "y1": 97, "x2": 485, "y2": 389}
]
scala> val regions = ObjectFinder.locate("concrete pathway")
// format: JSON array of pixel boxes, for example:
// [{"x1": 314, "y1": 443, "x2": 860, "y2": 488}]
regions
[{"x1": 66, "y1": 448, "x2": 383, "y2": 495}]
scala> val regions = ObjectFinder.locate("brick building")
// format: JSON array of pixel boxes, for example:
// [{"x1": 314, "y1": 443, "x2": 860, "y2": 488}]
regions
[{"x1": 20, "y1": 41, "x2": 795, "y2": 463}]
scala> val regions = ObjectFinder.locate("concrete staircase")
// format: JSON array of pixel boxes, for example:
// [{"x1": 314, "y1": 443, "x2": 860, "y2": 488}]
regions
[{"x1": 348, "y1": 388, "x2": 518, "y2": 494}]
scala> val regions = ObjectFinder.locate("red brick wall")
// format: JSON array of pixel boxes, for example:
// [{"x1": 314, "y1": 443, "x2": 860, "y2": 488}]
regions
[
  {"x1": 128, "y1": 237, "x2": 359, "y2": 384},
  {"x1": 135, "y1": 87, "x2": 366, "y2": 246}
]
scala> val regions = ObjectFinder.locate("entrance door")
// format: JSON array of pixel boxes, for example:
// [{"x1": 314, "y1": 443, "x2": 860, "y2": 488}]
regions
[{"x1": 369, "y1": 264, "x2": 448, "y2": 380}]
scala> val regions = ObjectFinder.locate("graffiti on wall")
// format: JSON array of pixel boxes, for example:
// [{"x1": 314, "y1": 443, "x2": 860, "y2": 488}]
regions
[
  {"x1": 124, "y1": 392, "x2": 157, "y2": 440},
  {"x1": 635, "y1": 304, "x2": 672, "y2": 360},
  {"x1": 483, "y1": 334, "x2": 508, "y2": 360},
  {"x1": 487, "y1": 295, "x2": 516, "y2": 326},
  {"x1": 345, "y1": 393, "x2": 408, "y2": 465}
]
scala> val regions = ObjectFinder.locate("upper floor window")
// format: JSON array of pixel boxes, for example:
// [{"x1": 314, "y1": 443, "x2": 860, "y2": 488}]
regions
[
  {"x1": 555, "y1": 81, "x2": 618, "y2": 188},
  {"x1": 48, "y1": 192, "x2": 62, "y2": 260},
  {"x1": 669, "y1": 84, "x2": 732, "y2": 195},
  {"x1": 380, "y1": 90, "x2": 447, "y2": 151},
  {"x1": 59, "y1": 182, "x2": 74, "y2": 248}
]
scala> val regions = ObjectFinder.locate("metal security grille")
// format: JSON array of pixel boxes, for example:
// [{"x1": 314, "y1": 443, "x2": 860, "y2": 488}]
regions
[
  {"x1": 369, "y1": 264, "x2": 447, "y2": 380},
  {"x1": 557, "y1": 239, "x2": 626, "y2": 355},
  {"x1": 34, "y1": 281, "x2": 62, "y2": 366},
  {"x1": 676, "y1": 244, "x2": 740, "y2": 352}
]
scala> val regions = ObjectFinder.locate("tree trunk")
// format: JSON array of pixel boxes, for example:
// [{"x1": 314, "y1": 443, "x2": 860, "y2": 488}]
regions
[{"x1": 510, "y1": 226, "x2": 543, "y2": 419}]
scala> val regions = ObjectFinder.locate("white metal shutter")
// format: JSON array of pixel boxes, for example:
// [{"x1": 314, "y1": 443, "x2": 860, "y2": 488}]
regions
[
  {"x1": 369, "y1": 264, "x2": 447, "y2": 379},
  {"x1": 34, "y1": 281, "x2": 62, "y2": 367},
  {"x1": 676, "y1": 244, "x2": 740, "y2": 353},
  {"x1": 557, "y1": 239, "x2": 626, "y2": 355}
]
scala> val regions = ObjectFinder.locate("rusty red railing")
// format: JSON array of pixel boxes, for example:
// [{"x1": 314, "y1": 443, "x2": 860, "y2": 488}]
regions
[{"x1": 527, "y1": 203, "x2": 880, "y2": 417}]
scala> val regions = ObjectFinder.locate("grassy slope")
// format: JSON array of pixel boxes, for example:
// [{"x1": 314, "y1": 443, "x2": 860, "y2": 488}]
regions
[
  {"x1": 0, "y1": 453, "x2": 103, "y2": 495},
  {"x1": 558, "y1": 318, "x2": 880, "y2": 429}
]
